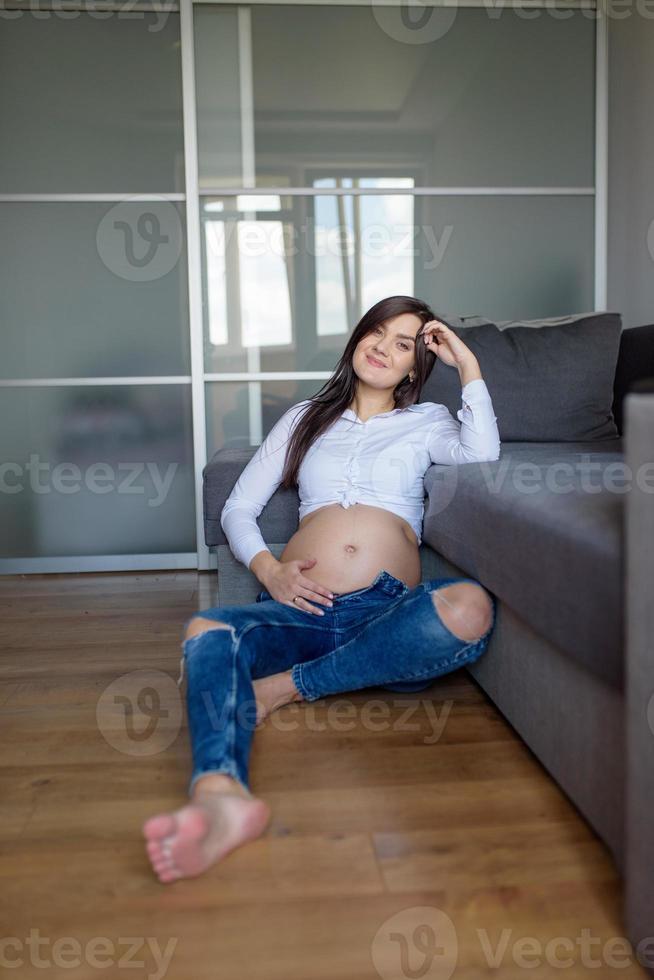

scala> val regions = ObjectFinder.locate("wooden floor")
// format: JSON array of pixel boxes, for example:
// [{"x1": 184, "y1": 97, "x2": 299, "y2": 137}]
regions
[{"x1": 0, "y1": 571, "x2": 645, "y2": 980}]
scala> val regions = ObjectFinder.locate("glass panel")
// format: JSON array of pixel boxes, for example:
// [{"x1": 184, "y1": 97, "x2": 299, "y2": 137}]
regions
[
  {"x1": 0, "y1": 13, "x2": 184, "y2": 193},
  {"x1": 195, "y1": 5, "x2": 594, "y2": 189},
  {"x1": 201, "y1": 193, "x2": 594, "y2": 374},
  {"x1": 414, "y1": 195, "x2": 595, "y2": 322},
  {"x1": 0, "y1": 385, "x2": 195, "y2": 558},
  {"x1": 0, "y1": 203, "x2": 190, "y2": 379},
  {"x1": 206, "y1": 379, "x2": 323, "y2": 456},
  {"x1": 194, "y1": 6, "x2": 244, "y2": 189}
]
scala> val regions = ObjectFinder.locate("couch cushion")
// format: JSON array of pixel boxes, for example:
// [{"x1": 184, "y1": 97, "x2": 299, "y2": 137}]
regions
[
  {"x1": 422, "y1": 439, "x2": 625, "y2": 688},
  {"x1": 421, "y1": 312, "x2": 623, "y2": 442}
]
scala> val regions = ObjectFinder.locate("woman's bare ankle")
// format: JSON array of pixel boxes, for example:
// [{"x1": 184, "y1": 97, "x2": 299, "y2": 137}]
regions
[{"x1": 192, "y1": 773, "x2": 251, "y2": 800}]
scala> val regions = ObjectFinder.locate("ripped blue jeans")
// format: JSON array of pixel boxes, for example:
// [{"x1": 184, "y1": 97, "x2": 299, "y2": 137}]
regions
[{"x1": 180, "y1": 569, "x2": 497, "y2": 794}]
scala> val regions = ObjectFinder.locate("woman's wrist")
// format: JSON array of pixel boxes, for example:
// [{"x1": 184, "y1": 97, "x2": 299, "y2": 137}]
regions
[
  {"x1": 457, "y1": 355, "x2": 482, "y2": 387},
  {"x1": 249, "y1": 549, "x2": 280, "y2": 588}
]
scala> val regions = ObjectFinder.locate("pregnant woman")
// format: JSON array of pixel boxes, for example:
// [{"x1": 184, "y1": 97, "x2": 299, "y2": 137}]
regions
[{"x1": 143, "y1": 294, "x2": 501, "y2": 883}]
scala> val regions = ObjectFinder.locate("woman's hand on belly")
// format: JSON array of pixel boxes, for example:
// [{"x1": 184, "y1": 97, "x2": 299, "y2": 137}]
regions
[{"x1": 266, "y1": 557, "x2": 336, "y2": 616}]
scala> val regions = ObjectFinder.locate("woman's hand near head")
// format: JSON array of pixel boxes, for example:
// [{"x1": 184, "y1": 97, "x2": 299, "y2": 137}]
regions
[
  {"x1": 421, "y1": 320, "x2": 476, "y2": 368},
  {"x1": 265, "y1": 557, "x2": 334, "y2": 615}
]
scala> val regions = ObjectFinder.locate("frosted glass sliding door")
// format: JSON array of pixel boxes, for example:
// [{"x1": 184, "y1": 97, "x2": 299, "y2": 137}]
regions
[
  {"x1": 0, "y1": 0, "x2": 603, "y2": 573},
  {"x1": 194, "y1": 2, "x2": 599, "y2": 482},
  {"x1": 195, "y1": 5, "x2": 595, "y2": 190},
  {"x1": 0, "y1": 11, "x2": 194, "y2": 571}
]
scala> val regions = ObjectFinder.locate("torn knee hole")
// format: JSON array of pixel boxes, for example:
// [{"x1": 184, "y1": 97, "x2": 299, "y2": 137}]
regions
[
  {"x1": 430, "y1": 587, "x2": 492, "y2": 642},
  {"x1": 184, "y1": 617, "x2": 233, "y2": 641}
]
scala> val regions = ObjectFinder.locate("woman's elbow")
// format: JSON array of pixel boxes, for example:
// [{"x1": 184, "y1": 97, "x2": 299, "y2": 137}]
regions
[
  {"x1": 483, "y1": 446, "x2": 501, "y2": 463},
  {"x1": 461, "y1": 445, "x2": 501, "y2": 464},
  {"x1": 219, "y1": 500, "x2": 234, "y2": 532}
]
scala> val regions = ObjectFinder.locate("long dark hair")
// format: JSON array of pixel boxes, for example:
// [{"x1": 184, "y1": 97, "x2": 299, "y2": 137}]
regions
[{"x1": 279, "y1": 294, "x2": 442, "y2": 489}]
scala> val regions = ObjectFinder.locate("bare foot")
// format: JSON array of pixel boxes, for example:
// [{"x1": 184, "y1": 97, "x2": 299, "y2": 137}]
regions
[
  {"x1": 143, "y1": 776, "x2": 271, "y2": 883},
  {"x1": 253, "y1": 670, "x2": 303, "y2": 726}
]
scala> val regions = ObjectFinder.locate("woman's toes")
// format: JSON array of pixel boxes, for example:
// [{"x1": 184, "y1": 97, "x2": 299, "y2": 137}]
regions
[
  {"x1": 143, "y1": 813, "x2": 176, "y2": 840},
  {"x1": 159, "y1": 869, "x2": 182, "y2": 883},
  {"x1": 146, "y1": 844, "x2": 165, "y2": 867}
]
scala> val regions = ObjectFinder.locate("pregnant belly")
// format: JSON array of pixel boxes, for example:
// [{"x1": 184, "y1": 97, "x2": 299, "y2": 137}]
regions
[{"x1": 279, "y1": 502, "x2": 422, "y2": 595}]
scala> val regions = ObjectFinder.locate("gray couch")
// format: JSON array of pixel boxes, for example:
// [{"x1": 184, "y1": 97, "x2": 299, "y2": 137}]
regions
[{"x1": 203, "y1": 321, "x2": 654, "y2": 963}]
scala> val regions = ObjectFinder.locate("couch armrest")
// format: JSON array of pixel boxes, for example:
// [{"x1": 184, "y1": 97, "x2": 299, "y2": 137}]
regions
[
  {"x1": 613, "y1": 324, "x2": 654, "y2": 435},
  {"x1": 203, "y1": 447, "x2": 301, "y2": 550},
  {"x1": 203, "y1": 447, "x2": 256, "y2": 547},
  {"x1": 624, "y1": 379, "x2": 654, "y2": 959}
]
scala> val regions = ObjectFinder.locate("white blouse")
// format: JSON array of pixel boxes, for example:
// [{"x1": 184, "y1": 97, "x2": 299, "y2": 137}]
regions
[{"x1": 220, "y1": 377, "x2": 500, "y2": 570}]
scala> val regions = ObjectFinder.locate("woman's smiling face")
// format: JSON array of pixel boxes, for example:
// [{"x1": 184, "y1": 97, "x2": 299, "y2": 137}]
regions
[{"x1": 353, "y1": 312, "x2": 422, "y2": 387}]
